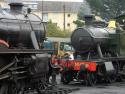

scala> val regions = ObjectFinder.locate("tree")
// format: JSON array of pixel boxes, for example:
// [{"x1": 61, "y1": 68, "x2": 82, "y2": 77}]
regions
[
  {"x1": 73, "y1": 20, "x2": 84, "y2": 27},
  {"x1": 78, "y1": 1, "x2": 91, "y2": 20},
  {"x1": 86, "y1": 0, "x2": 125, "y2": 20},
  {"x1": 46, "y1": 21, "x2": 71, "y2": 38},
  {"x1": 73, "y1": 1, "x2": 90, "y2": 27}
]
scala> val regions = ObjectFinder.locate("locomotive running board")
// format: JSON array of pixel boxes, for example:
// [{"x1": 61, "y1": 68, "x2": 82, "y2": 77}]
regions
[
  {"x1": 91, "y1": 56, "x2": 125, "y2": 63},
  {"x1": 0, "y1": 49, "x2": 55, "y2": 54},
  {"x1": 102, "y1": 57, "x2": 125, "y2": 61},
  {"x1": 118, "y1": 71, "x2": 125, "y2": 75}
]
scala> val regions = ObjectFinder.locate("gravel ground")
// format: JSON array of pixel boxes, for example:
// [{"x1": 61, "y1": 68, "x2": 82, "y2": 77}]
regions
[{"x1": 55, "y1": 75, "x2": 125, "y2": 94}]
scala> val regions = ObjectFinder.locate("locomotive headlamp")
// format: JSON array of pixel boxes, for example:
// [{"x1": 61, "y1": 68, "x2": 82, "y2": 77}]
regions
[{"x1": 108, "y1": 20, "x2": 116, "y2": 28}]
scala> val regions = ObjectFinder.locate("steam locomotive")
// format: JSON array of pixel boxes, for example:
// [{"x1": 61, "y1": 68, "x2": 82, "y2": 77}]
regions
[
  {"x1": 0, "y1": 3, "x2": 50, "y2": 94},
  {"x1": 60, "y1": 15, "x2": 125, "y2": 86}
]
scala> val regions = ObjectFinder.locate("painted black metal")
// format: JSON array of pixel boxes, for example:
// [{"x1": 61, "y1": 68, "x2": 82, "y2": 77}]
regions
[
  {"x1": 70, "y1": 16, "x2": 125, "y2": 85},
  {"x1": 0, "y1": 9, "x2": 45, "y2": 48},
  {"x1": 0, "y1": 49, "x2": 55, "y2": 54},
  {"x1": 71, "y1": 26, "x2": 112, "y2": 51},
  {"x1": 0, "y1": 3, "x2": 67, "y2": 94}
]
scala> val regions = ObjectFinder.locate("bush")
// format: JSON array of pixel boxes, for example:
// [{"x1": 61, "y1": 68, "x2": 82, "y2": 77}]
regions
[{"x1": 46, "y1": 21, "x2": 71, "y2": 38}]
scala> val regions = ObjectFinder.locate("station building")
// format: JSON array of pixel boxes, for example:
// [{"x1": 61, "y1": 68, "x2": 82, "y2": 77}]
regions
[
  {"x1": 2, "y1": 0, "x2": 82, "y2": 32},
  {"x1": 23, "y1": 0, "x2": 82, "y2": 32}
]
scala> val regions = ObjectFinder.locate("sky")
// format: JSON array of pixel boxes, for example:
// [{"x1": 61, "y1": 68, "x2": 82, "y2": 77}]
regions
[
  {"x1": 22, "y1": 0, "x2": 83, "y2": 2},
  {"x1": 43, "y1": 0, "x2": 83, "y2": 2}
]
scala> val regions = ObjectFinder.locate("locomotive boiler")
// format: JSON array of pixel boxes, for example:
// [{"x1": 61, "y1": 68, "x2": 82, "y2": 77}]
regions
[
  {"x1": 0, "y1": 3, "x2": 45, "y2": 48},
  {"x1": 0, "y1": 3, "x2": 50, "y2": 94},
  {"x1": 60, "y1": 15, "x2": 125, "y2": 86},
  {"x1": 71, "y1": 15, "x2": 117, "y2": 56}
]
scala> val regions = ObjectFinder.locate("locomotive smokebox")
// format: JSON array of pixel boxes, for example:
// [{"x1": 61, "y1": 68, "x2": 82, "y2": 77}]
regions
[{"x1": 71, "y1": 16, "x2": 116, "y2": 52}]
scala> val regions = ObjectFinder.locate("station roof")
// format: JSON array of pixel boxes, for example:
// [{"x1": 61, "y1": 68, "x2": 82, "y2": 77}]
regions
[
  {"x1": 37, "y1": 1, "x2": 82, "y2": 13},
  {"x1": 6, "y1": 1, "x2": 82, "y2": 13}
]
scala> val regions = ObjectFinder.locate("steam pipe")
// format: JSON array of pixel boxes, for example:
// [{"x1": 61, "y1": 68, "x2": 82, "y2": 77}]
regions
[{"x1": 97, "y1": 44, "x2": 103, "y2": 58}]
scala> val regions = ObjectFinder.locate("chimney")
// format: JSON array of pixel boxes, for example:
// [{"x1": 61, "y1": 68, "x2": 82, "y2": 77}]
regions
[
  {"x1": 9, "y1": 3, "x2": 24, "y2": 12},
  {"x1": 84, "y1": 15, "x2": 94, "y2": 25}
]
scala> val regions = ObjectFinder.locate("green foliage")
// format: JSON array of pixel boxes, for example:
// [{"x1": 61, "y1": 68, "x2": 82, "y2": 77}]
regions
[
  {"x1": 86, "y1": 0, "x2": 125, "y2": 20},
  {"x1": 78, "y1": 1, "x2": 91, "y2": 20},
  {"x1": 46, "y1": 21, "x2": 71, "y2": 38},
  {"x1": 73, "y1": 20, "x2": 84, "y2": 27}
]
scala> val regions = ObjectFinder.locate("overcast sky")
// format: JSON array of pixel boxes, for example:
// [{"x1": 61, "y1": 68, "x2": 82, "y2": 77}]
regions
[
  {"x1": 43, "y1": 0, "x2": 83, "y2": 2},
  {"x1": 22, "y1": 0, "x2": 83, "y2": 2}
]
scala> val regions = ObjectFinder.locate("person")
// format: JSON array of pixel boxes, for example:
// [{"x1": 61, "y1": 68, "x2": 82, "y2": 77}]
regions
[
  {"x1": 69, "y1": 52, "x2": 74, "y2": 60},
  {"x1": 48, "y1": 54, "x2": 60, "y2": 85},
  {"x1": 64, "y1": 52, "x2": 74, "y2": 60}
]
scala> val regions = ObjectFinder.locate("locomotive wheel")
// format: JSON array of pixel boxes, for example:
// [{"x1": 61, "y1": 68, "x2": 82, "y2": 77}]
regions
[
  {"x1": 120, "y1": 65, "x2": 125, "y2": 82},
  {"x1": 0, "y1": 82, "x2": 21, "y2": 94},
  {"x1": 61, "y1": 73, "x2": 71, "y2": 84},
  {"x1": 106, "y1": 74, "x2": 117, "y2": 83},
  {"x1": 0, "y1": 83, "x2": 8, "y2": 94},
  {"x1": 106, "y1": 67, "x2": 117, "y2": 83},
  {"x1": 87, "y1": 72, "x2": 97, "y2": 86},
  {"x1": 0, "y1": 43, "x2": 9, "y2": 94},
  {"x1": 0, "y1": 44, "x2": 8, "y2": 69},
  {"x1": 8, "y1": 82, "x2": 21, "y2": 94},
  {"x1": 119, "y1": 76, "x2": 125, "y2": 82}
]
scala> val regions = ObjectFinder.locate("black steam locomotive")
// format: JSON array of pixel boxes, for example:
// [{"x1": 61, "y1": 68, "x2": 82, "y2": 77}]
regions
[
  {"x1": 70, "y1": 15, "x2": 125, "y2": 85},
  {"x1": 0, "y1": 3, "x2": 49, "y2": 94}
]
